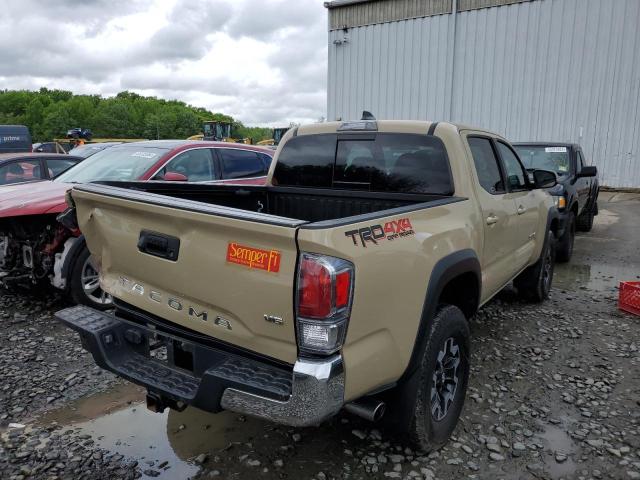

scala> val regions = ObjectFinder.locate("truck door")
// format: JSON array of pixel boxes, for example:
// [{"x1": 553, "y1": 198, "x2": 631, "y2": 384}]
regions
[
  {"x1": 494, "y1": 141, "x2": 540, "y2": 269},
  {"x1": 466, "y1": 136, "x2": 520, "y2": 298}
]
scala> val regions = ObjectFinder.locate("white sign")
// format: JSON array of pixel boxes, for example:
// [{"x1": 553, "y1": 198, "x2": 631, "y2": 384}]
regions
[
  {"x1": 131, "y1": 152, "x2": 157, "y2": 158},
  {"x1": 545, "y1": 147, "x2": 567, "y2": 153}
]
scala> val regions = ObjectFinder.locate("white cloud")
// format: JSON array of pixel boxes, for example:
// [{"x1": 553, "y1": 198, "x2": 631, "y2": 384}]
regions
[{"x1": 0, "y1": 0, "x2": 328, "y2": 126}]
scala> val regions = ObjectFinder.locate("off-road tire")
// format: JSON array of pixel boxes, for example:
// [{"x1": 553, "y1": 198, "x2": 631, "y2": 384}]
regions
[
  {"x1": 407, "y1": 305, "x2": 470, "y2": 452},
  {"x1": 68, "y1": 246, "x2": 112, "y2": 310},
  {"x1": 514, "y1": 230, "x2": 556, "y2": 302},
  {"x1": 556, "y1": 212, "x2": 575, "y2": 263},
  {"x1": 576, "y1": 205, "x2": 595, "y2": 232}
]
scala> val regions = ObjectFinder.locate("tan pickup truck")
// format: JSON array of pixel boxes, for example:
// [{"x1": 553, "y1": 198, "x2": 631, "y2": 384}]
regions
[{"x1": 56, "y1": 119, "x2": 559, "y2": 450}]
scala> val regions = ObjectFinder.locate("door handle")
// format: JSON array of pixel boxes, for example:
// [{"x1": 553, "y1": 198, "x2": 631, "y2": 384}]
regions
[
  {"x1": 517, "y1": 205, "x2": 526, "y2": 215},
  {"x1": 486, "y1": 214, "x2": 499, "y2": 225}
]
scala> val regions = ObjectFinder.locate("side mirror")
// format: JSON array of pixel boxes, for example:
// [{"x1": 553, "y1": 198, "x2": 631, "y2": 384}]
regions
[
  {"x1": 163, "y1": 171, "x2": 188, "y2": 182},
  {"x1": 533, "y1": 169, "x2": 557, "y2": 189},
  {"x1": 577, "y1": 165, "x2": 597, "y2": 178}
]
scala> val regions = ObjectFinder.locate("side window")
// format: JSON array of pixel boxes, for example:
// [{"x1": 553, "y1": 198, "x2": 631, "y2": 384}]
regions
[
  {"x1": 0, "y1": 160, "x2": 43, "y2": 185},
  {"x1": 45, "y1": 158, "x2": 80, "y2": 177},
  {"x1": 154, "y1": 149, "x2": 214, "y2": 182},
  {"x1": 218, "y1": 149, "x2": 266, "y2": 179},
  {"x1": 258, "y1": 153, "x2": 273, "y2": 173},
  {"x1": 468, "y1": 137, "x2": 505, "y2": 194},
  {"x1": 496, "y1": 142, "x2": 528, "y2": 190}
]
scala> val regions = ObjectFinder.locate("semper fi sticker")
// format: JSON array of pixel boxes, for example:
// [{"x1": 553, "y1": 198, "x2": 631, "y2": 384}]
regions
[{"x1": 226, "y1": 242, "x2": 281, "y2": 272}]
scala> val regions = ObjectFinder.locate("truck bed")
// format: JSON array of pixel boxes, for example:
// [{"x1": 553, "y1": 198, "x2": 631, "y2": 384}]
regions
[
  {"x1": 67, "y1": 180, "x2": 463, "y2": 366},
  {"x1": 94, "y1": 181, "x2": 453, "y2": 225}
]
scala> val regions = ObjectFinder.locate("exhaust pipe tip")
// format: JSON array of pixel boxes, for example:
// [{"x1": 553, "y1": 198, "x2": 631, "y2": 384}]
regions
[
  {"x1": 344, "y1": 398, "x2": 386, "y2": 422},
  {"x1": 372, "y1": 401, "x2": 386, "y2": 422}
]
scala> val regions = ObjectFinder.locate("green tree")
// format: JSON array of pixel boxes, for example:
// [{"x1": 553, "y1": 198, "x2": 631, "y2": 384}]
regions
[
  {"x1": 41, "y1": 102, "x2": 73, "y2": 139},
  {"x1": 0, "y1": 88, "x2": 262, "y2": 142}
]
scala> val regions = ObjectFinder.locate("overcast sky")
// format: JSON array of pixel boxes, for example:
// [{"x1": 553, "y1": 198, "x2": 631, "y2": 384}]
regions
[{"x1": 0, "y1": 0, "x2": 328, "y2": 126}]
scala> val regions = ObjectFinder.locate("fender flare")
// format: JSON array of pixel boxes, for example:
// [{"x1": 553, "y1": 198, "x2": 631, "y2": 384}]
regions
[
  {"x1": 379, "y1": 249, "x2": 481, "y2": 430},
  {"x1": 585, "y1": 184, "x2": 599, "y2": 213},
  {"x1": 569, "y1": 197, "x2": 579, "y2": 215},
  {"x1": 401, "y1": 248, "x2": 481, "y2": 381},
  {"x1": 546, "y1": 206, "x2": 560, "y2": 240}
]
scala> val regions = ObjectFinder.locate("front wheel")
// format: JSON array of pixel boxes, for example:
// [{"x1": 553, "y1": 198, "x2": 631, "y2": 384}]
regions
[
  {"x1": 555, "y1": 212, "x2": 575, "y2": 263},
  {"x1": 68, "y1": 245, "x2": 112, "y2": 310},
  {"x1": 514, "y1": 230, "x2": 556, "y2": 302},
  {"x1": 407, "y1": 305, "x2": 470, "y2": 452}
]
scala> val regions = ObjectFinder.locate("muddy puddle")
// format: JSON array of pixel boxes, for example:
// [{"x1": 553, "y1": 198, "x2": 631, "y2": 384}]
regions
[
  {"x1": 536, "y1": 422, "x2": 577, "y2": 479},
  {"x1": 554, "y1": 261, "x2": 639, "y2": 293},
  {"x1": 36, "y1": 383, "x2": 270, "y2": 479}
]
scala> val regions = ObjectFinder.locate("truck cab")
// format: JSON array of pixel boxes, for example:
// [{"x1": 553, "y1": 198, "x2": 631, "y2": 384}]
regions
[{"x1": 514, "y1": 142, "x2": 599, "y2": 262}]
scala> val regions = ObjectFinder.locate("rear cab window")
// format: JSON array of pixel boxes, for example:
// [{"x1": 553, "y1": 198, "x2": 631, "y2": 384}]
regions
[{"x1": 273, "y1": 133, "x2": 453, "y2": 195}]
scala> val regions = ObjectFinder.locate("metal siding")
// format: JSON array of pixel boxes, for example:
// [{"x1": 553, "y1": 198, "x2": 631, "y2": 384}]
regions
[
  {"x1": 327, "y1": 0, "x2": 534, "y2": 28},
  {"x1": 329, "y1": 0, "x2": 452, "y2": 30},
  {"x1": 457, "y1": 0, "x2": 532, "y2": 12},
  {"x1": 327, "y1": 0, "x2": 640, "y2": 187}
]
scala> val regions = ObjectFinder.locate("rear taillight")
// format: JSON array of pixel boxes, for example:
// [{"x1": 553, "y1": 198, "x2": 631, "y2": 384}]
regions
[{"x1": 296, "y1": 253, "x2": 354, "y2": 355}]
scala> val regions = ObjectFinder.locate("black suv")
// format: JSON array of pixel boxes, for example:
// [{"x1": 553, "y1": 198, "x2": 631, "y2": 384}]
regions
[{"x1": 514, "y1": 142, "x2": 599, "y2": 262}]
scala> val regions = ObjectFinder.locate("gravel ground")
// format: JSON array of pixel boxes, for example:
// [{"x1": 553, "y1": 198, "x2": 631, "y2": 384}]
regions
[
  {"x1": 0, "y1": 290, "x2": 121, "y2": 423},
  {"x1": 1, "y1": 192, "x2": 639, "y2": 480}
]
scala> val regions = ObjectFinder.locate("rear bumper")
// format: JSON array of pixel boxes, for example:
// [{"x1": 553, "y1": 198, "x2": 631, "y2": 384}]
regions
[{"x1": 55, "y1": 305, "x2": 344, "y2": 427}]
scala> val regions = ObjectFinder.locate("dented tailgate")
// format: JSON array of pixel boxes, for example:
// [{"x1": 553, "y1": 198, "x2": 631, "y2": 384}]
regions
[{"x1": 70, "y1": 184, "x2": 304, "y2": 365}]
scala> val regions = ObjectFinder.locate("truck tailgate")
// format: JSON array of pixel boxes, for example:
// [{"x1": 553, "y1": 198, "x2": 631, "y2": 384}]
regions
[{"x1": 71, "y1": 184, "x2": 305, "y2": 365}]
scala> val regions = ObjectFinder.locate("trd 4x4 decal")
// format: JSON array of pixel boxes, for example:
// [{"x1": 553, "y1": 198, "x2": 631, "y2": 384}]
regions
[{"x1": 345, "y1": 218, "x2": 415, "y2": 247}]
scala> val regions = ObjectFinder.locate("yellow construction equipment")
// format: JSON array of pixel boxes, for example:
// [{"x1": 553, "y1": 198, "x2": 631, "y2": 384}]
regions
[
  {"x1": 256, "y1": 127, "x2": 290, "y2": 147},
  {"x1": 202, "y1": 121, "x2": 252, "y2": 144}
]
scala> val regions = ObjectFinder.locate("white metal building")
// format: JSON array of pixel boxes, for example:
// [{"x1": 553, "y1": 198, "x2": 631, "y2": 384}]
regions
[{"x1": 325, "y1": 0, "x2": 640, "y2": 188}]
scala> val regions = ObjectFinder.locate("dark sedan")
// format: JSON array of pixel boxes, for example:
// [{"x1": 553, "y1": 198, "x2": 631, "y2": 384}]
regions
[{"x1": 0, "y1": 153, "x2": 83, "y2": 186}]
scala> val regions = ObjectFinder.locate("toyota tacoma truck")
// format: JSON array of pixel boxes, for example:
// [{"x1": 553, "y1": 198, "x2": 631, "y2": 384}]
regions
[
  {"x1": 56, "y1": 119, "x2": 559, "y2": 451},
  {"x1": 514, "y1": 142, "x2": 599, "y2": 262}
]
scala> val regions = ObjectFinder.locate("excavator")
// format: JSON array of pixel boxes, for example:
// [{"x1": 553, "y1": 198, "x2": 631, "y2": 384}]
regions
[
  {"x1": 200, "y1": 121, "x2": 252, "y2": 144},
  {"x1": 256, "y1": 127, "x2": 290, "y2": 147}
]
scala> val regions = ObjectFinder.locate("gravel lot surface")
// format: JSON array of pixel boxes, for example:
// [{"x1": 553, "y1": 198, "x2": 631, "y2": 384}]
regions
[{"x1": 1, "y1": 192, "x2": 639, "y2": 480}]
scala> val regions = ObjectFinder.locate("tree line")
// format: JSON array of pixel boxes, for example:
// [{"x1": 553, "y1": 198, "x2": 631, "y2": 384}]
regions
[{"x1": 0, "y1": 88, "x2": 272, "y2": 143}]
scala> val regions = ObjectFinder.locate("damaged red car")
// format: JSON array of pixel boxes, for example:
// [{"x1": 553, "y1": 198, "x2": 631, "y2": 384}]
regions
[{"x1": 0, "y1": 140, "x2": 273, "y2": 308}]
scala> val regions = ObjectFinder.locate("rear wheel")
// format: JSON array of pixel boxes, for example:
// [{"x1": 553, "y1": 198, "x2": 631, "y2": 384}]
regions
[
  {"x1": 407, "y1": 305, "x2": 470, "y2": 452},
  {"x1": 514, "y1": 230, "x2": 555, "y2": 302},
  {"x1": 556, "y1": 212, "x2": 575, "y2": 263},
  {"x1": 68, "y1": 245, "x2": 112, "y2": 310}
]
